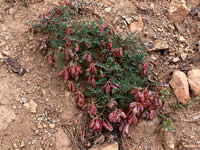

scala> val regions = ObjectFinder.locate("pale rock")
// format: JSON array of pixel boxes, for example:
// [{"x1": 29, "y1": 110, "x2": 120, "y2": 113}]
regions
[
  {"x1": 0, "y1": 41, "x2": 6, "y2": 47},
  {"x1": 163, "y1": 131, "x2": 175, "y2": 150},
  {"x1": 89, "y1": 142, "x2": 118, "y2": 150},
  {"x1": 104, "y1": 7, "x2": 111, "y2": 13},
  {"x1": 23, "y1": 100, "x2": 38, "y2": 113},
  {"x1": 55, "y1": 128, "x2": 72, "y2": 150},
  {"x1": 149, "y1": 40, "x2": 169, "y2": 51},
  {"x1": 150, "y1": 52, "x2": 161, "y2": 60},
  {"x1": 129, "y1": 117, "x2": 160, "y2": 136},
  {"x1": 188, "y1": 69, "x2": 200, "y2": 95},
  {"x1": 180, "y1": 53, "x2": 187, "y2": 60},
  {"x1": 0, "y1": 53, "x2": 4, "y2": 60},
  {"x1": 173, "y1": 57, "x2": 180, "y2": 63},
  {"x1": 129, "y1": 16, "x2": 144, "y2": 33},
  {"x1": 178, "y1": 36, "x2": 186, "y2": 43},
  {"x1": 122, "y1": 16, "x2": 132, "y2": 25},
  {"x1": 0, "y1": 106, "x2": 16, "y2": 131},
  {"x1": 2, "y1": 50, "x2": 10, "y2": 56},
  {"x1": 49, "y1": 123, "x2": 56, "y2": 128},
  {"x1": 170, "y1": 70, "x2": 190, "y2": 104},
  {"x1": 168, "y1": 0, "x2": 188, "y2": 22}
]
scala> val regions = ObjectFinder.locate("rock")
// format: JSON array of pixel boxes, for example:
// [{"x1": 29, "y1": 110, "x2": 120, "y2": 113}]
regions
[
  {"x1": 23, "y1": 100, "x2": 38, "y2": 113},
  {"x1": 170, "y1": 70, "x2": 190, "y2": 104},
  {"x1": 148, "y1": 40, "x2": 169, "y2": 51},
  {"x1": 168, "y1": 0, "x2": 188, "y2": 22},
  {"x1": 104, "y1": 7, "x2": 111, "y2": 13},
  {"x1": 0, "y1": 41, "x2": 6, "y2": 47},
  {"x1": 49, "y1": 123, "x2": 56, "y2": 128},
  {"x1": 2, "y1": 50, "x2": 10, "y2": 56},
  {"x1": 122, "y1": 16, "x2": 133, "y2": 25},
  {"x1": 188, "y1": 69, "x2": 200, "y2": 95},
  {"x1": 180, "y1": 53, "x2": 187, "y2": 60},
  {"x1": 89, "y1": 142, "x2": 118, "y2": 150},
  {"x1": 129, "y1": 16, "x2": 144, "y2": 33},
  {"x1": 162, "y1": 131, "x2": 175, "y2": 150},
  {"x1": 55, "y1": 128, "x2": 72, "y2": 150},
  {"x1": 129, "y1": 117, "x2": 160, "y2": 136},
  {"x1": 178, "y1": 36, "x2": 186, "y2": 43},
  {"x1": 173, "y1": 57, "x2": 180, "y2": 63},
  {"x1": 0, "y1": 53, "x2": 4, "y2": 60},
  {"x1": 0, "y1": 106, "x2": 16, "y2": 131}
]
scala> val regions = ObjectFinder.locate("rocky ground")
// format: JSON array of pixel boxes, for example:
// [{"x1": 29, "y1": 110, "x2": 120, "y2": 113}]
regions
[{"x1": 0, "y1": 0, "x2": 200, "y2": 150}]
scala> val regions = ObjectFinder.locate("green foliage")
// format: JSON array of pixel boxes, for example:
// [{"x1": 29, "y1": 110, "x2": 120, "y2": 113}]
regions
[
  {"x1": 159, "y1": 114, "x2": 175, "y2": 132},
  {"x1": 160, "y1": 85, "x2": 171, "y2": 101},
  {"x1": 33, "y1": 4, "x2": 148, "y2": 117}
]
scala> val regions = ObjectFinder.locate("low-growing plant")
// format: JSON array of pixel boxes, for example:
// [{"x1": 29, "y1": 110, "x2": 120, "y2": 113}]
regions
[
  {"x1": 160, "y1": 84, "x2": 171, "y2": 101},
  {"x1": 32, "y1": 1, "x2": 162, "y2": 136},
  {"x1": 159, "y1": 114, "x2": 175, "y2": 132}
]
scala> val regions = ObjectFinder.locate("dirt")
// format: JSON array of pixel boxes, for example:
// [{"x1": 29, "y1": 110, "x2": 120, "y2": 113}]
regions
[{"x1": 0, "y1": 0, "x2": 200, "y2": 150}]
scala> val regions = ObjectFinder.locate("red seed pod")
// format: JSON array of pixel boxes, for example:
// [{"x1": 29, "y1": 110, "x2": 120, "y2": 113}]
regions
[
  {"x1": 101, "y1": 40, "x2": 106, "y2": 48},
  {"x1": 87, "y1": 76, "x2": 92, "y2": 85},
  {"x1": 86, "y1": 67, "x2": 92, "y2": 73},
  {"x1": 65, "y1": 48, "x2": 74, "y2": 61},
  {"x1": 65, "y1": 40, "x2": 71, "y2": 48},
  {"x1": 122, "y1": 123, "x2": 129, "y2": 137},
  {"x1": 142, "y1": 63, "x2": 148, "y2": 76},
  {"x1": 109, "y1": 109, "x2": 126, "y2": 123},
  {"x1": 102, "y1": 121, "x2": 113, "y2": 131},
  {"x1": 83, "y1": 52, "x2": 92, "y2": 62},
  {"x1": 75, "y1": 91, "x2": 84, "y2": 100},
  {"x1": 106, "y1": 42, "x2": 112, "y2": 50},
  {"x1": 63, "y1": 70, "x2": 69, "y2": 81},
  {"x1": 105, "y1": 84, "x2": 111, "y2": 94},
  {"x1": 141, "y1": 110, "x2": 150, "y2": 120},
  {"x1": 77, "y1": 98, "x2": 85, "y2": 109},
  {"x1": 107, "y1": 99, "x2": 117, "y2": 109},
  {"x1": 100, "y1": 70, "x2": 104, "y2": 78},
  {"x1": 75, "y1": 44, "x2": 79, "y2": 52},
  {"x1": 88, "y1": 104, "x2": 97, "y2": 116},
  {"x1": 94, "y1": 119, "x2": 103, "y2": 131},
  {"x1": 67, "y1": 81, "x2": 76, "y2": 92},
  {"x1": 59, "y1": 68, "x2": 69, "y2": 81},
  {"x1": 149, "y1": 110, "x2": 156, "y2": 120},
  {"x1": 66, "y1": 26, "x2": 71, "y2": 36},
  {"x1": 64, "y1": 0, "x2": 71, "y2": 5},
  {"x1": 48, "y1": 55, "x2": 53, "y2": 65},
  {"x1": 100, "y1": 24, "x2": 108, "y2": 34},
  {"x1": 89, "y1": 119, "x2": 95, "y2": 129},
  {"x1": 119, "y1": 121, "x2": 125, "y2": 133},
  {"x1": 109, "y1": 111, "x2": 121, "y2": 123},
  {"x1": 127, "y1": 113, "x2": 137, "y2": 124},
  {"x1": 134, "y1": 91, "x2": 142, "y2": 102},
  {"x1": 119, "y1": 111, "x2": 127, "y2": 119},
  {"x1": 110, "y1": 83, "x2": 120, "y2": 89},
  {"x1": 91, "y1": 77, "x2": 96, "y2": 88},
  {"x1": 130, "y1": 88, "x2": 138, "y2": 96},
  {"x1": 119, "y1": 48, "x2": 123, "y2": 57},
  {"x1": 91, "y1": 66, "x2": 97, "y2": 75},
  {"x1": 89, "y1": 119, "x2": 102, "y2": 131}
]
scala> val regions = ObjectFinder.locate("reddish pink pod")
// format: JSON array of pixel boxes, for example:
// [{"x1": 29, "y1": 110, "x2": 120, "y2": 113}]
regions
[
  {"x1": 75, "y1": 91, "x2": 84, "y2": 100},
  {"x1": 107, "y1": 100, "x2": 117, "y2": 109},
  {"x1": 48, "y1": 55, "x2": 53, "y2": 65},
  {"x1": 75, "y1": 44, "x2": 79, "y2": 52},
  {"x1": 100, "y1": 70, "x2": 104, "y2": 78},
  {"x1": 77, "y1": 98, "x2": 85, "y2": 109},
  {"x1": 102, "y1": 121, "x2": 113, "y2": 131},
  {"x1": 142, "y1": 63, "x2": 148, "y2": 76},
  {"x1": 88, "y1": 104, "x2": 97, "y2": 116}
]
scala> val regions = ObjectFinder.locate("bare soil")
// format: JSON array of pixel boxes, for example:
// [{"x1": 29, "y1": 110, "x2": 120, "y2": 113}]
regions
[{"x1": 0, "y1": 0, "x2": 200, "y2": 150}]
